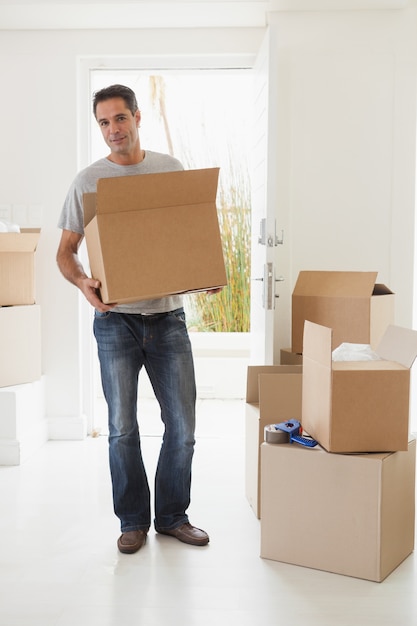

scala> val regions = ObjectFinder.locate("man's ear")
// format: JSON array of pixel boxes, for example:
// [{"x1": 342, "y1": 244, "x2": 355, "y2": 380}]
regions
[{"x1": 135, "y1": 110, "x2": 141, "y2": 128}]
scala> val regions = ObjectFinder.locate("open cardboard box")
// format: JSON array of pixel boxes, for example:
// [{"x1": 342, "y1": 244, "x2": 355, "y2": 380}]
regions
[
  {"x1": 260, "y1": 438, "x2": 416, "y2": 582},
  {"x1": 245, "y1": 365, "x2": 302, "y2": 518},
  {"x1": 292, "y1": 271, "x2": 394, "y2": 354},
  {"x1": 83, "y1": 168, "x2": 227, "y2": 305},
  {"x1": 0, "y1": 229, "x2": 40, "y2": 305},
  {"x1": 302, "y1": 321, "x2": 417, "y2": 453}
]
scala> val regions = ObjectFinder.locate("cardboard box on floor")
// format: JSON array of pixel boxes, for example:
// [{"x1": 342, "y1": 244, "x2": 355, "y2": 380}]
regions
[
  {"x1": 0, "y1": 229, "x2": 41, "y2": 305},
  {"x1": 291, "y1": 271, "x2": 394, "y2": 354},
  {"x1": 302, "y1": 321, "x2": 417, "y2": 453},
  {"x1": 0, "y1": 305, "x2": 41, "y2": 387},
  {"x1": 83, "y1": 168, "x2": 227, "y2": 305},
  {"x1": 260, "y1": 439, "x2": 416, "y2": 582},
  {"x1": 245, "y1": 365, "x2": 302, "y2": 519}
]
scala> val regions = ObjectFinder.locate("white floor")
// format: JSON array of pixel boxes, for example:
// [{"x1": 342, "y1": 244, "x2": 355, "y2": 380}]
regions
[{"x1": 1, "y1": 399, "x2": 417, "y2": 626}]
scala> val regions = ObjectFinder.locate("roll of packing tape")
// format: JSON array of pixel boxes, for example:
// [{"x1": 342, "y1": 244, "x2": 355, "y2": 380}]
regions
[
  {"x1": 264, "y1": 423, "x2": 319, "y2": 448},
  {"x1": 264, "y1": 424, "x2": 290, "y2": 444}
]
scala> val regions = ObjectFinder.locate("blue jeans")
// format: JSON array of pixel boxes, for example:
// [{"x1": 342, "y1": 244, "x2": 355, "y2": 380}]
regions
[{"x1": 93, "y1": 308, "x2": 196, "y2": 534}]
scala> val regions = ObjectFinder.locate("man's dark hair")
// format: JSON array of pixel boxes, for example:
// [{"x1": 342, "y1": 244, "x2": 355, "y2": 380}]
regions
[{"x1": 93, "y1": 84, "x2": 139, "y2": 118}]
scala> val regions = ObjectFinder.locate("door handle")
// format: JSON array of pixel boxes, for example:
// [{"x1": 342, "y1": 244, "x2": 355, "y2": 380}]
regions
[{"x1": 253, "y1": 268, "x2": 285, "y2": 308}]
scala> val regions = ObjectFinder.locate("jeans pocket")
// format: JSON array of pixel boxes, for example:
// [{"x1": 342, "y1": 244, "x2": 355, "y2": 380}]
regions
[
  {"x1": 170, "y1": 308, "x2": 186, "y2": 324},
  {"x1": 94, "y1": 310, "x2": 112, "y2": 319}
]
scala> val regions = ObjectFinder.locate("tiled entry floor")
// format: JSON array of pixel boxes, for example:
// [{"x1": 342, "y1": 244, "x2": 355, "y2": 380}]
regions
[{"x1": 0, "y1": 399, "x2": 416, "y2": 626}]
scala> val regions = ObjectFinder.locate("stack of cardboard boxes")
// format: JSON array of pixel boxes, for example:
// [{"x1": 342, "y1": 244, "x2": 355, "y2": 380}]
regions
[
  {"x1": 246, "y1": 271, "x2": 417, "y2": 582},
  {"x1": 245, "y1": 364, "x2": 302, "y2": 518},
  {"x1": 0, "y1": 228, "x2": 42, "y2": 464}
]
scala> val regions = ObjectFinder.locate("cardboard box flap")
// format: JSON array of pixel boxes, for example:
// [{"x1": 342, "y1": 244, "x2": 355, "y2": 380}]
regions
[
  {"x1": 377, "y1": 325, "x2": 417, "y2": 369},
  {"x1": 293, "y1": 271, "x2": 378, "y2": 298},
  {"x1": 95, "y1": 167, "x2": 220, "y2": 215},
  {"x1": 83, "y1": 193, "x2": 96, "y2": 228},
  {"x1": 303, "y1": 320, "x2": 332, "y2": 367},
  {"x1": 246, "y1": 365, "x2": 301, "y2": 403},
  {"x1": 259, "y1": 372, "x2": 302, "y2": 420},
  {"x1": 0, "y1": 229, "x2": 40, "y2": 252}
]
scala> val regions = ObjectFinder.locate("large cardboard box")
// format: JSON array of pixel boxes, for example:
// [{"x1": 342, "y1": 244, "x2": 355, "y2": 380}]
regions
[
  {"x1": 302, "y1": 321, "x2": 417, "y2": 453},
  {"x1": 291, "y1": 271, "x2": 394, "y2": 354},
  {"x1": 0, "y1": 229, "x2": 40, "y2": 305},
  {"x1": 0, "y1": 305, "x2": 41, "y2": 388},
  {"x1": 260, "y1": 439, "x2": 416, "y2": 582},
  {"x1": 83, "y1": 168, "x2": 227, "y2": 305},
  {"x1": 245, "y1": 365, "x2": 302, "y2": 518}
]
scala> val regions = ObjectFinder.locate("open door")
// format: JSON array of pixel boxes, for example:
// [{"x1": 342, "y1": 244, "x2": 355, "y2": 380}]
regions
[{"x1": 250, "y1": 28, "x2": 283, "y2": 365}]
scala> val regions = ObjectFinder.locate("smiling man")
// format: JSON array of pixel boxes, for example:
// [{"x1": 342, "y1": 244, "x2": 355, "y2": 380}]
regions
[
  {"x1": 95, "y1": 93, "x2": 143, "y2": 163},
  {"x1": 56, "y1": 84, "x2": 210, "y2": 554}
]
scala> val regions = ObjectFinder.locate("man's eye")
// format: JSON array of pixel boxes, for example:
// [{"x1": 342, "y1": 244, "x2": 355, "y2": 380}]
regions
[
  {"x1": 99, "y1": 121, "x2": 108, "y2": 127},
  {"x1": 117, "y1": 116, "x2": 126, "y2": 122}
]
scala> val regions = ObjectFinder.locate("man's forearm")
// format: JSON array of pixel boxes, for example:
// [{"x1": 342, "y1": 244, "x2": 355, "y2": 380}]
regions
[
  {"x1": 57, "y1": 248, "x2": 88, "y2": 288},
  {"x1": 56, "y1": 230, "x2": 88, "y2": 289},
  {"x1": 56, "y1": 230, "x2": 115, "y2": 311}
]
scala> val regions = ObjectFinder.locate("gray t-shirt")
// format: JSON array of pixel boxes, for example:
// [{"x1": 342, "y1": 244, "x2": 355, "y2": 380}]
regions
[{"x1": 58, "y1": 151, "x2": 184, "y2": 314}]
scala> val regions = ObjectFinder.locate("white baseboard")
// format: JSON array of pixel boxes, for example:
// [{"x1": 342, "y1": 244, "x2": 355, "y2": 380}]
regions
[
  {"x1": 0, "y1": 419, "x2": 48, "y2": 466},
  {"x1": 47, "y1": 415, "x2": 88, "y2": 441},
  {"x1": 0, "y1": 439, "x2": 20, "y2": 466}
]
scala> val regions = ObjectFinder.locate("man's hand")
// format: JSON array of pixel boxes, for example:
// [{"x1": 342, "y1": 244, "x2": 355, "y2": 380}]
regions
[
  {"x1": 78, "y1": 276, "x2": 117, "y2": 312},
  {"x1": 206, "y1": 287, "x2": 223, "y2": 295}
]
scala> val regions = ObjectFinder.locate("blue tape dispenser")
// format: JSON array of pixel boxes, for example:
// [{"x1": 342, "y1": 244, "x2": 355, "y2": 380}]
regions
[{"x1": 264, "y1": 419, "x2": 318, "y2": 447}]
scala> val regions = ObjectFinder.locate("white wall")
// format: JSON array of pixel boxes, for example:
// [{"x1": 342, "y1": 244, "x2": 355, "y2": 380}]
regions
[
  {"x1": 0, "y1": 27, "x2": 264, "y2": 434},
  {"x1": 268, "y1": 9, "x2": 417, "y2": 357},
  {"x1": 1, "y1": 7, "x2": 417, "y2": 436},
  {"x1": 265, "y1": 8, "x2": 417, "y2": 431}
]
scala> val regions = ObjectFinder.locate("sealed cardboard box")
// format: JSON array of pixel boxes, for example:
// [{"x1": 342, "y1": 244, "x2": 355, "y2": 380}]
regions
[
  {"x1": 291, "y1": 271, "x2": 394, "y2": 354},
  {"x1": 302, "y1": 321, "x2": 417, "y2": 453},
  {"x1": 260, "y1": 439, "x2": 416, "y2": 582},
  {"x1": 0, "y1": 229, "x2": 40, "y2": 305},
  {"x1": 83, "y1": 168, "x2": 227, "y2": 305},
  {"x1": 245, "y1": 365, "x2": 302, "y2": 518},
  {"x1": 0, "y1": 305, "x2": 41, "y2": 388}
]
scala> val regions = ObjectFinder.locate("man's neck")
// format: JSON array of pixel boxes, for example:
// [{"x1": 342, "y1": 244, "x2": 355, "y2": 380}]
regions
[{"x1": 107, "y1": 149, "x2": 145, "y2": 166}]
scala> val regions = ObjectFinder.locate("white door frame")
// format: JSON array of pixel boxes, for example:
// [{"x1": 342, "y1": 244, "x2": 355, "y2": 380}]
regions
[{"x1": 77, "y1": 52, "x2": 269, "y2": 431}]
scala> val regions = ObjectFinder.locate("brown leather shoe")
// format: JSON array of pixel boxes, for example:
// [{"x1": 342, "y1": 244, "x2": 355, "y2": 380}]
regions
[
  {"x1": 117, "y1": 530, "x2": 148, "y2": 554},
  {"x1": 156, "y1": 523, "x2": 209, "y2": 546}
]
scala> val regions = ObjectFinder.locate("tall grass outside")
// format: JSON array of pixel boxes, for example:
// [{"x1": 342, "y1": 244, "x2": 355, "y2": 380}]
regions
[{"x1": 185, "y1": 167, "x2": 251, "y2": 332}]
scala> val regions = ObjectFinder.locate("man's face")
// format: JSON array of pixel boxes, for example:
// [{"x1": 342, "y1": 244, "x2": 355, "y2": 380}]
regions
[{"x1": 95, "y1": 97, "x2": 141, "y2": 158}]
